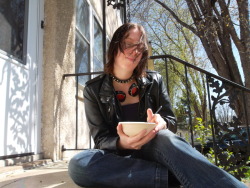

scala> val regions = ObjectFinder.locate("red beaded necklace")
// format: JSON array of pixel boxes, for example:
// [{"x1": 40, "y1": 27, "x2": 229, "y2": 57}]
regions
[
  {"x1": 115, "y1": 83, "x2": 139, "y2": 102},
  {"x1": 110, "y1": 75, "x2": 139, "y2": 102},
  {"x1": 111, "y1": 75, "x2": 139, "y2": 102}
]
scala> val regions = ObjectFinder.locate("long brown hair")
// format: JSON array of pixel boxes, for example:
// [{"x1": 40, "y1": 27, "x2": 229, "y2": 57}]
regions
[{"x1": 104, "y1": 23, "x2": 149, "y2": 78}]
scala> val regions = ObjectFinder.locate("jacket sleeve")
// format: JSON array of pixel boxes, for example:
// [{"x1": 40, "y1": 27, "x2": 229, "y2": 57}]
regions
[
  {"x1": 83, "y1": 85, "x2": 119, "y2": 150},
  {"x1": 157, "y1": 74, "x2": 177, "y2": 133}
]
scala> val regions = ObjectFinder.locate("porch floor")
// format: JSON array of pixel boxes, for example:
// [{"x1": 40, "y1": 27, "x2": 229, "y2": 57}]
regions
[
  {"x1": 0, "y1": 160, "x2": 249, "y2": 188},
  {"x1": 0, "y1": 160, "x2": 81, "y2": 188}
]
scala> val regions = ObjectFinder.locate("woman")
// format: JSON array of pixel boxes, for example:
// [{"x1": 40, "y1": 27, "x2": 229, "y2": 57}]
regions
[{"x1": 68, "y1": 23, "x2": 246, "y2": 188}]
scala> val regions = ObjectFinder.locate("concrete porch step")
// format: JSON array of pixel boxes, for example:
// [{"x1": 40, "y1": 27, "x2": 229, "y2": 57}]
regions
[
  {"x1": 0, "y1": 159, "x2": 53, "y2": 179},
  {"x1": 0, "y1": 160, "x2": 81, "y2": 188}
]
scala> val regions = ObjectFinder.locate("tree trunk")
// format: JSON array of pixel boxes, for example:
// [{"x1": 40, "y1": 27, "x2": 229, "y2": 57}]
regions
[{"x1": 154, "y1": 0, "x2": 250, "y2": 122}]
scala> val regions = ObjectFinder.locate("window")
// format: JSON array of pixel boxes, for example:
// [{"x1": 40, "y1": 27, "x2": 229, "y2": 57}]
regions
[
  {"x1": 75, "y1": 0, "x2": 104, "y2": 86},
  {"x1": 93, "y1": 18, "x2": 103, "y2": 72},
  {"x1": 0, "y1": 0, "x2": 27, "y2": 63},
  {"x1": 76, "y1": 0, "x2": 90, "y2": 84}
]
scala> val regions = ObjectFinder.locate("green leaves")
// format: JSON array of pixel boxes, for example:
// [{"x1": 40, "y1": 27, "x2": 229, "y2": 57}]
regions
[{"x1": 194, "y1": 117, "x2": 212, "y2": 154}]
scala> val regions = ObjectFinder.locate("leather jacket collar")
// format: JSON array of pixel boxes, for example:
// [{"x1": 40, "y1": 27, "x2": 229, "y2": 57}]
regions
[
  {"x1": 99, "y1": 74, "x2": 114, "y2": 97},
  {"x1": 99, "y1": 74, "x2": 152, "y2": 100}
]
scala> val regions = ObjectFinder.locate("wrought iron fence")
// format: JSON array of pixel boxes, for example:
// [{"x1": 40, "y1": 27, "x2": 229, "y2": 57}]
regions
[
  {"x1": 150, "y1": 55, "x2": 250, "y2": 179},
  {"x1": 62, "y1": 55, "x2": 250, "y2": 179}
]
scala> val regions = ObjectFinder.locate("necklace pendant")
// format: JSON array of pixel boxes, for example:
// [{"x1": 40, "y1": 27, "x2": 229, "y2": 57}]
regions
[
  {"x1": 115, "y1": 83, "x2": 139, "y2": 103},
  {"x1": 128, "y1": 83, "x2": 139, "y2": 97},
  {"x1": 115, "y1": 91, "x2": 126, "y2": 102}
]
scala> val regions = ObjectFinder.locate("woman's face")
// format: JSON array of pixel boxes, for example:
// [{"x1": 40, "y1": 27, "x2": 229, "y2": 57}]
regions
[{"x1": 114, "y1": 27, "x2": 145, "y2": 73}]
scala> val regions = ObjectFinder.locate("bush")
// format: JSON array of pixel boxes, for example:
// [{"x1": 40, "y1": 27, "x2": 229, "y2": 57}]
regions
[{"x1": 193, "y1": 117, "x2": 249, "y2": 180}]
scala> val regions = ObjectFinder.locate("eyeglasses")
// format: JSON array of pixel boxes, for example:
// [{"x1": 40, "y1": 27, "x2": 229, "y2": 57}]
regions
[{"x1": 122, "y1": 42, "x2": 147, "y2": 54}]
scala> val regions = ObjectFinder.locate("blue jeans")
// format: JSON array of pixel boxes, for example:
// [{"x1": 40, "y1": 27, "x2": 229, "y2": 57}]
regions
[{"x1": 68, "y1": 129, "x2": 246, "y2": 188}]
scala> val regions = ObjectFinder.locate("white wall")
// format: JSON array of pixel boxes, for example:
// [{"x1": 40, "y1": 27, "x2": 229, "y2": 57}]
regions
[{"x1": 0, "y1": 0, "x2": 43, "y2": 157}]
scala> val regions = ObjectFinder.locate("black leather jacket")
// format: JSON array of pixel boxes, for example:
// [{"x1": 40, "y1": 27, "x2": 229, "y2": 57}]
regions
[{"x1": 83, "y1": 71, "x2": 177, "y2": 151}]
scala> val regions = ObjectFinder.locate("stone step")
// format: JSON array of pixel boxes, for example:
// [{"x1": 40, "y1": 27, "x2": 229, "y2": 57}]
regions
[{"x1": 0, "y1": 159, "x2": 53, "y2": 179}]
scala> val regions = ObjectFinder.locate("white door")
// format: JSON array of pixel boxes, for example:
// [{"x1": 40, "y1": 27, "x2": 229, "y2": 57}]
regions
[{"x1": 0, "y1": 0, "x2": 43, "y2": 158}]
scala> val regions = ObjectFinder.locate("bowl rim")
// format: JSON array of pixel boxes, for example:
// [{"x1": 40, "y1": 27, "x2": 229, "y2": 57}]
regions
[{"x1": 119, "y1": 122, "x2": 156, "y2": 125}]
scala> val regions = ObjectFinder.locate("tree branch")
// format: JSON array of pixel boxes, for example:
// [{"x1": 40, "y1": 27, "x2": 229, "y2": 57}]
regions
[{"x1": 153, "y1": 0, "x2": 197, "y2": 35}]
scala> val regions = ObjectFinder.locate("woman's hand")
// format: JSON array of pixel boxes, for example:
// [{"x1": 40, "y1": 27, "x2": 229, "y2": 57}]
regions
[
  {"x1": 147, "y1": 108, "x2": 167, "y2": 131},
  {"x1": 116, "y1": 123, "x2": 157, "y2": 150},
  {"x1": 116, "y1": 108, "x2": 167, "y2": 150}
]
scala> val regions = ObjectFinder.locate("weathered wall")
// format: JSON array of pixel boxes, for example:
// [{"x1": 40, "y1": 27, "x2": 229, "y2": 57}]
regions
[
  {"x1": 42, "y1": 0, "x2": 76, "y2": 160},
  {"x1": 42, "y1": 0, "x2": 122, "y2": 161}
]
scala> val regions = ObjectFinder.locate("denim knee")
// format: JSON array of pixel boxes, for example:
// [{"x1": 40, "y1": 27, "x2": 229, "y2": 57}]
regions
[
  {"x1": 143, "y1": 129, "x2": 188, "y2": 152},
  {"x1": 68, "y1": 149, "x2": 105, "y2": 187},
  {"x1": 68, "y1": 156, "x2": 83, "y2": 186}
]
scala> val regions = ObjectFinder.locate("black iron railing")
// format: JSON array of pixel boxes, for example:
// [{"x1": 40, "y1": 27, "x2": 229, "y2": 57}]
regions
[
  {"x1": 62, "y1": 71, "x2": 104, "y2": 151},
  {"x1": 62, "y1": 55, "x2": 250, "y2": 179},
  {"x1": 150, "y1": 55, "x2": 250, "y2": 179}
]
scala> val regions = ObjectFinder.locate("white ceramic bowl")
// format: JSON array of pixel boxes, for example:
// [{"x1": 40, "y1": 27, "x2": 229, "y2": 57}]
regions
[{"x1": 120, "y1": 122, "x2": 156, "y2": 137}]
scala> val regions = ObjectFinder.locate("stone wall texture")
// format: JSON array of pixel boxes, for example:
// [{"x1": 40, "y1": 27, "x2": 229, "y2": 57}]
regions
[{"x1": 42, "y1": 0, "x2": 121, "y2": 161}]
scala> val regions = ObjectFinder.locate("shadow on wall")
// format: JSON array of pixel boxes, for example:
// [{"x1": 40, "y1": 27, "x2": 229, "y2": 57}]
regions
[{"x1": 0, "y1": 57, "x2": 37, "y2": 157}]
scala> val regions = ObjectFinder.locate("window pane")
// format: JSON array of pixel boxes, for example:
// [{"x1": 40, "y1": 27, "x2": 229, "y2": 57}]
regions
[
  {"x1": 93, "y1": 18, "x2": 103, "y2": 72},
  {"x1": 0, "y1": 0, "x2": 25, "y2": 60},
  {"x1": 75, "y1": 33, "x2": 90, "y2": 85},
  {"x1": 93, "y1": 56, "x2": 103, "y2": 72},
  {"x1": 76, "y1": 0, "x2": 90, "y2": 41}
]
